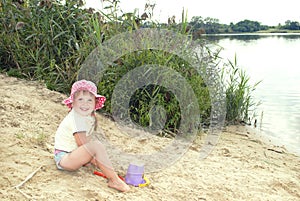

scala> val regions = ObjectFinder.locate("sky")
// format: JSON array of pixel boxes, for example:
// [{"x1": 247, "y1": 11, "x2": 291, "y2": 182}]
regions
[{"x1": 84, "y1": 0, "x2": 300, "y2": 26}]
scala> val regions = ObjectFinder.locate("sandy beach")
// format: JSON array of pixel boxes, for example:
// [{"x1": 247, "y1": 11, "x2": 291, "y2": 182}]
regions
[{"x1": 0, "y1": 74, "x2": 299, "y2": 201}]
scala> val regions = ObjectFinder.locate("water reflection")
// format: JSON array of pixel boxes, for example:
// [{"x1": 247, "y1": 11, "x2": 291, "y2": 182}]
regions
[
  {"x1": 204, "y1": 34, "x2": 260, "y2": 42},
  {"x1": 203, "y1": 33, "x2": 300, "y2": 43}
]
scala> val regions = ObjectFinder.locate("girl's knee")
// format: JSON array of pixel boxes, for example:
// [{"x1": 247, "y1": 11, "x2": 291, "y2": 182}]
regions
[
  {"x1": 86, "y1": 140, "x2": 105, "y2": 152},
  {"x1": 89, "y1": 140, "x2": 103, "y2": 147}
]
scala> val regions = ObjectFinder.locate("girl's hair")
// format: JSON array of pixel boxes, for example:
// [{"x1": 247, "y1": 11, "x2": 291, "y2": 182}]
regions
[
  {"x1": 92, "y1": 111, "x2": 98, "y2": 131},
  {"x1": 73, "y1": 90, "x2": 98, "y2": 131},
  {"x1": 73, "y1": 90, "x2": 94, "y2": 99}
]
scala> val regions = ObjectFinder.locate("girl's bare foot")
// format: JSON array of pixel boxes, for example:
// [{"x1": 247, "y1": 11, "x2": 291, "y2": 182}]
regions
[{"x1": 108, "y1": 177, "x2": 130, "y2": 192}]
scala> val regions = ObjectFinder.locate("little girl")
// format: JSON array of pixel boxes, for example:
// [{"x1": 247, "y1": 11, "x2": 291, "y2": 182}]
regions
[{"x1": 54, "y1": 79, "x2": 130, "y2": 192}]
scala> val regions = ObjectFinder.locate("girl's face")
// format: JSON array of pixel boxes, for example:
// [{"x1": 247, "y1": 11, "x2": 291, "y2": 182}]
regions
[{"x1": 72, "y1": 90, "x2": 95, "y2": 116}]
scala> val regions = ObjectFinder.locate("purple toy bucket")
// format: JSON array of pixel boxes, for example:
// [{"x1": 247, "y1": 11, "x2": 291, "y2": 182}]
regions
[{"x1": 125, "y1": 163, "x2": 146, "y2": 187}]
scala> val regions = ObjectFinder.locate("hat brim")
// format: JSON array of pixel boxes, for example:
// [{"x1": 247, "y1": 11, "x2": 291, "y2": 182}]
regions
[{"x1": 63, "y1": 95, "x2": 106, "y2": 110}]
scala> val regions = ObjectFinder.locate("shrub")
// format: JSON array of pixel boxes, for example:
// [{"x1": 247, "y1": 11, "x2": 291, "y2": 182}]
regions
[
  {"x1": 221, "y1": 55, "x2": 261, "y2": 124},
  {"x1": 0, "y1": 0, "x2": 96, "y2": 92},
  {"x1": 97, "y1": 49, "x2": 211, "y2": 133},
  {"x1": 0, "y1": 0, "x2": 259, "y2": 135}
]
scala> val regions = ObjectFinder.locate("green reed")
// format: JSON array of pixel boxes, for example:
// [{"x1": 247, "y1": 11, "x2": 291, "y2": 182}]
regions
[
  {"x1": 0, "y1": 0, "x2": 259, "y2": 134},
  {"x1": 221, "y1": 54, "x2": 261, "y2": 124},
  {"x1": 0, "y1": 0, "x2": 95, "y2": 92}
]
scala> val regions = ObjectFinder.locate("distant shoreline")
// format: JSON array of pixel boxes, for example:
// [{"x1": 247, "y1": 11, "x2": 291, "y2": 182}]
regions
[
  {"x1": 201, "y1": 29, "x2": 300, "y2": 36},
  {"x1": 202, "y1": 31, "x2": 300, "y2": 37},
  {"x1": 256, "y1": 29, "x2": 300, "y2": 33}
]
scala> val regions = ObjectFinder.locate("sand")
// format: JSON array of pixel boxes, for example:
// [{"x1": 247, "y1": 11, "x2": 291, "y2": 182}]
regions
[{"x1": 0, "y1": 73, "x2": 299, "y2": 201}]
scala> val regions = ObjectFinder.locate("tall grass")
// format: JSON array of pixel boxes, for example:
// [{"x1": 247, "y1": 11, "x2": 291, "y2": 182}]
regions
[
  {"x1": 0, "y1": 0, "x2": 95, "y2": 92},
  {"x1": 0, "y1": 0, "x2": 260, "y2": 134},
  {"x1": 221, "y1": 54, "x2": 261, "y2": 124},
  {"x1": 97, "y1": 49, "x2": 211, "y2": 133}
]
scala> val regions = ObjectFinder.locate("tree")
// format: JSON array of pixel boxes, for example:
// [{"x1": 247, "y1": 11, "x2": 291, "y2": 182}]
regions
[
  {"x1": 232, "y1": 20, "x2": 261, "y2": 32},
  {"x1": 284, "y1": 20, "x2": 300, "y2": 30},
  {"x1": 189, "y1": 16, "x2": 223, "y2": 34},
  {"x1": 203, "y1": 17, "x2": 220, "y2": 34},
  {"x1": 189, "y1": 16, "x2": 205, "y2": 29}
]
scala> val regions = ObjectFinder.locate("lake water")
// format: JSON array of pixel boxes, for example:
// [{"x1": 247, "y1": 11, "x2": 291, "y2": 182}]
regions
[{"x1": 206, "y1": 33, "x2": 300, "y2": 156}]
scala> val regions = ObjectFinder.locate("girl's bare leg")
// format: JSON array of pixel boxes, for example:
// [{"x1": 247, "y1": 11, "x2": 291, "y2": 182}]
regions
[{"x1": 59, "y1": 141, "x2": 130, "y2": 192}]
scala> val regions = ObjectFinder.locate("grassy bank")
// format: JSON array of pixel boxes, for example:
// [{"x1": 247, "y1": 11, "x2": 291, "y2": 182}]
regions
[
  {"x1": 0, "y1": 0, "x2": 260, "y2": 133},
  {"x1": 256, "y1": 29, "x2": 300, "y2": 33}
]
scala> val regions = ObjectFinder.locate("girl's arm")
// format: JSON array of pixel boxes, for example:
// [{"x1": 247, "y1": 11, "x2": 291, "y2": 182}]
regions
[
  {"x1": 74, "y1": 132, "x2": 97, "y2": 165},
  {"x1": 74, "y1": 132, "x2": 88, "y2": 146}
]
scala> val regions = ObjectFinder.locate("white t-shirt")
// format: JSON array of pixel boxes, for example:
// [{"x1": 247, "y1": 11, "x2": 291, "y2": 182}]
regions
[{"x1": 54, "y1": 109, "x2": 95, "y2": 152}]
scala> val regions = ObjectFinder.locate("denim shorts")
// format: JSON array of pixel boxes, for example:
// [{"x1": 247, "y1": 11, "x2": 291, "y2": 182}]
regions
[{"x1": 54, "y1": 149, "x2": 69, "y2": 170}]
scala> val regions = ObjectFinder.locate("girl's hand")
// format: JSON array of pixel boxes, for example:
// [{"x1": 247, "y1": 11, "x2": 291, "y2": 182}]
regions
[
  {"x1": 90, "y1": 157, "x2": 97, "y2": 166},
  {"x1": 83, "y1": 157, "x2": 97, "y2": 167}
]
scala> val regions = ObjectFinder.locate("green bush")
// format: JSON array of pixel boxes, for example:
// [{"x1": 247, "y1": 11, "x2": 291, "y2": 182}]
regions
[
  {"x1": 0, "y1": 0, "x2": 96, "y2": 92},
  {"x1": 0, "y1": 0, "x2": 259, "y2": 135},
  {"x1": 221, "y1": 55, "x2": 261, "y2": 124},
  {"x1": 97, "y1": 49, "x2": 211, "y2": 133}
]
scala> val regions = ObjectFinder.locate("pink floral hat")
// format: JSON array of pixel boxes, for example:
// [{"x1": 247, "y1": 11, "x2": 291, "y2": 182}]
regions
[{"x1": 63, "y1": 80, "x2": 106, "y2": 110}]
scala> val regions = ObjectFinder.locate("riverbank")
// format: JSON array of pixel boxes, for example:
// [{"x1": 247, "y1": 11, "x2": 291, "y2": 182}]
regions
[
  {"x1": 1, "y1": 74, "x2": 299, "y2": 201},
  {"x1": 256, "y1": 29, "x2": 300, "y2": 34},
  {"x1": 202, "y1": 32, "x2": 300, "y2": 37}
]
